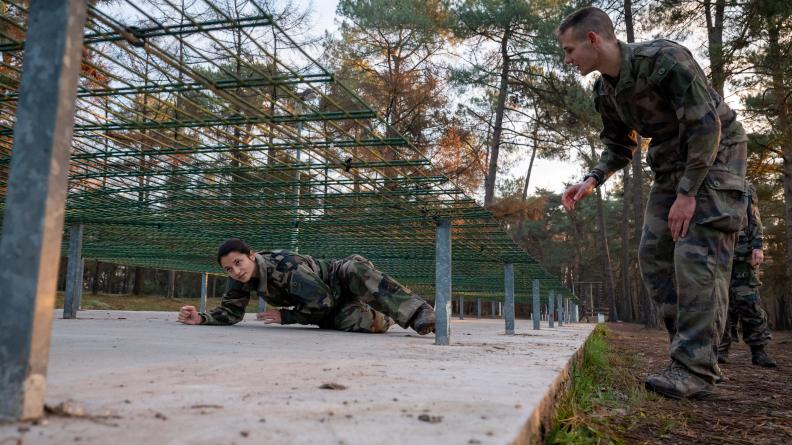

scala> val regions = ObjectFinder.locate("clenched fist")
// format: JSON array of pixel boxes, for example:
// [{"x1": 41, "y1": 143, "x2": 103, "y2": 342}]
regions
[{"x1": 177, "y1": 305, "x2": 202, "y2": 325}]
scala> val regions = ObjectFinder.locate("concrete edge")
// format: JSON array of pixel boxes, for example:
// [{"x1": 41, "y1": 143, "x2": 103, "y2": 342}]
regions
[{"x1": 510, "y1": 325, "x2": 600, "y2": 445}]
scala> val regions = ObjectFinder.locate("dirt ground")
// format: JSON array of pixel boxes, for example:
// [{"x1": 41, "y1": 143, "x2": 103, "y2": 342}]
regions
[{"x1": 604, "y1": 322, "x2": 792, "y2": 444}]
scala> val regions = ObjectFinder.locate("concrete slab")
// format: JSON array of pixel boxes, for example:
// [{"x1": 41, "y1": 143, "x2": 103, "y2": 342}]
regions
[{"x1": 1, "y1": 311, "x2": 596, "y2": 445}]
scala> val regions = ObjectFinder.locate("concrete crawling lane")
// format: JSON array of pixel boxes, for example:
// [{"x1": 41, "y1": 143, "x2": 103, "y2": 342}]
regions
[{"x1": 1, "y1": 311, "x2": 595, "y2": 445}]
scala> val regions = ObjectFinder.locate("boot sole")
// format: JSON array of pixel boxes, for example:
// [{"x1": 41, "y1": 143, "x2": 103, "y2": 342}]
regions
[
  {"x1": 644, "y1": 381, "x2": 714, "y2": 400},
  {"x1": 752, "y1": 362, "x2": 777, "y2": 368}
]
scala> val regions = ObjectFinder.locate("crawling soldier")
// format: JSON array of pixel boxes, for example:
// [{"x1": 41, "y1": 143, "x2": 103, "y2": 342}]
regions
[{"x1": 177, "y1": 238, "x2": 436, "y2": 335}]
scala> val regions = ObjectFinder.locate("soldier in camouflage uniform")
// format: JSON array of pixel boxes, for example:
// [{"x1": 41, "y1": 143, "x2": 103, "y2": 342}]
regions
[
  {"x1": 717, "y1": 183, "x2": 776, "y2": 367},
  {"x1": 557, "y1": 7, "x2": 748, "y2": 399},
  {"x1": 177, "y1": 238, "x2": 436, "y2": 335}
]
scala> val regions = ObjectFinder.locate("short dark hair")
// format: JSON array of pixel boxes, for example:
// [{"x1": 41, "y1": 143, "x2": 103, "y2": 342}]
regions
[
  {"x1": 217, "y1": 238, "x2": 252, "y2": 264},
  {"x1": 556, "y1": 6, "x2": 616, "y2": 42}
]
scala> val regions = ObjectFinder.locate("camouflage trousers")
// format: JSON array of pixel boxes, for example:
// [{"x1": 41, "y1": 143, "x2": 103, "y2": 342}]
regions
[
  {"x1": 638, "y1": 171, "x2": 740, "y2": 384},
  {"x1": 318, "y1": 255, "x2": 426, "y2": 334},
  {"x1": 719, "y1": 259, "x2": 772, "y2": 350}
]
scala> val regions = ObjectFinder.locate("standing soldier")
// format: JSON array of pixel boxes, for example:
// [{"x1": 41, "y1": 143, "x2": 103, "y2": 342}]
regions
[
  {"x1": 557, "y1": 7, "x2": 748, "y2": 399},
  {"x1": 177, "y1": 238, "x2": 436, "y2": 335},
  {"x1": 718, "y1": 183, "x2": 776, "y2": 367}
]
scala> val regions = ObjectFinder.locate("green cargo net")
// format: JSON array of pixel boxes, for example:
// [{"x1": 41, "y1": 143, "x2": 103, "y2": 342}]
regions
[{"x1": 0, "y1": 0, "x2": 570, "y2": 302}]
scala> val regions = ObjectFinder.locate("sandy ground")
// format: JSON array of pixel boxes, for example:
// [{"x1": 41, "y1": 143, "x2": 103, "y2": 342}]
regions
[{"x1": 1, "y1": 311, "x2": 595, "y2": 445}]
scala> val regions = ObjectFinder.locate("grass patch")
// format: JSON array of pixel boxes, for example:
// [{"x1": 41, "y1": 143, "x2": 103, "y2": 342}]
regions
[{"x1": 546, "y1": 324, "x2": 654, "y2": 445}]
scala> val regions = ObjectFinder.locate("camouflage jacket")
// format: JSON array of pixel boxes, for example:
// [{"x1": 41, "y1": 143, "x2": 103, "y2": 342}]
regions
[
  {"x1": 735, "y1": 185, "x2": 763, "y2": 260},
  {"x1": 200, "y1": 250, "x2": 340, "y2": 326},
  {"x1": 588, "y1": 39, "x2": 747, "y2": 196}
]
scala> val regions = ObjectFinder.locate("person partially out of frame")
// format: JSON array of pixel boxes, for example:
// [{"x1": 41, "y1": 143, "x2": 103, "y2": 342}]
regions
[{"x1": 177, "y1": 238, "x2": 436, "y2": 335}]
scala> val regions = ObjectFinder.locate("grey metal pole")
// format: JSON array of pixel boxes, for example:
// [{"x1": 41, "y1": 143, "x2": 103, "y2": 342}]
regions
[
  {"x1": 504, "y1": 263, "x2": 515, "y2": 335},
  {"x1": 458, "y1": 295, "x2": 464, "y2": 320},
  {"x1": 0, "y1": 0, "x2": 88, "y2": 422},
  {"x1": 491, "y1": 300, "x2": 496, "y2": 318},
  {"x1": 532, "y1": 280, "x2": 540, "y2": 330},
  {"x1": 590, "y1": 283, "x2": 595, "y2": 318},
  {"x1": 199, "y1": 273, "x2": 208, "y2": 313},
  {"x1": 476, "y1": 298, "x2": 481, "y2": 319},
  {"x1": 549, "y1": 289, "x2": 555, "y2": 328},
  {"x1": 258, "y1": 295, "x2": 266, "y2": 313},
  {"x1": 434, "y1": 219, "x2": 452, "y2": 346},
  {"x1": 63, "y1": 223, "x2": 83, "y2": 319},
  {"x1": 558, "y1": 295, "x2": 564, "y2": 327}
]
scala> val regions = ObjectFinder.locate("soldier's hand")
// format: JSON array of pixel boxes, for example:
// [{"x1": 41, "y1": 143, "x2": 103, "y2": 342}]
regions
[
  {"x1": 668, "y1": 194, "x2": 696, "y2": 241},
  {"x1": 562, "y1": 177, "x2": 597, "y2": 210},
  {"x1": 257, "y1": 309, "x2": 281, "y2": 324},
  {"x1": 752, "y1": 249, "x2": 764, "y2": 267},
  {"x1": 177, "y1": 305, "x2": 202, "y2": 325}
]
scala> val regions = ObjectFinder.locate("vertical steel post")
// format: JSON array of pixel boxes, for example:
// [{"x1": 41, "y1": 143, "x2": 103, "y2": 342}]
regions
[
  {"x1": 258, "y1": 295, "x2": 266, "y2": 313},
  {"x1": 0, "y1": 0, "x2": 88, "y2": 421},
  {"x1": 558, "y1": 295, "x2": 564, "y2": 326},
  {"x1": 476, "y1": 298, "x2": 481, "y2": 319},
  {"x1": 63, "y1": 223, "x2": 83, "y2": 319},
  {"x1": 458, "y1": 295, "x2": 464, "y2": 320},
  {"x1": 199, "y1": 273, "x2": 208, "y2": 313},
  {"x1": 590, "y1": 283, "x2": 595, "y2": 318},
  {"x1": 532, "y1": 280, "x2": 540, "y2": 330},
  {"x1": 504, "y1": 263, "x2": 515, "y2": 335},
  {"x1": 491, "y1": 300, "x2": 496, "y2": 319},
  {"x1": 434, "y1": 220, "x2": 452, "y2": 346},
  {"x1": 549, "y1": 289, "x2": 555, "y2": 328}
]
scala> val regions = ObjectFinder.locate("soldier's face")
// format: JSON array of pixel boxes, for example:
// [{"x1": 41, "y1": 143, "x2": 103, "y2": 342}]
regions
[
  {"x1": 559, "y1": 28, "x2": 599, "y2": 76},
  {"x1": 220, "y1": 251, "x2": 257, "y2": 283}
]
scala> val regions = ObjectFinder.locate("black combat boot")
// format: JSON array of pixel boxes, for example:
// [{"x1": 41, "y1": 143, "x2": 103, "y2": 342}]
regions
[
  {"x1": 409, "y1": 302, "x2": 436, "y2": 335},
  {"x1": 644, "y1": 360, "x2": 714, "y2": 400},
  {"x1": 750, "y1": 345, "x2": 777, "y2": 368}
]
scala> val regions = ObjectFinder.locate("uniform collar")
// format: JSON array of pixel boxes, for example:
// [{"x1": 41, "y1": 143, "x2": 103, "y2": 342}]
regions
[
  {"x1": 614, "y1": 40, "x2": 634, "y2": 95},
  {"x1": 598, "y1": 40, "x2": 634, "y2": 96}
]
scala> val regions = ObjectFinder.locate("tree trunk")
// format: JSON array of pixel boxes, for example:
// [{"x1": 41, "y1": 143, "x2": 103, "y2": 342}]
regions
[
  {"x1": 595, "y1": 186, "x2": 618, "y2": 321},
  {"x1": 621, "y1": 168, "x2": 633, "y2": 321},
  {"x1": 704, "y1": 0, "x2": 726, "y2": 97},
  {"x1": 167, "y1": 270, "x2": 176, "y2": 299},
  {"x1": 132, "y1": 266, "x2": 144, "y2": 295},
  {"x1": 484, "y1": 25, "x2": 512, "y2": 206},
  {"x1": 92, "y1": 260, "x2": 101, "y2": 295},
  {"x1": 767, "y1": 18, "x2": 792, "y2": 329}
]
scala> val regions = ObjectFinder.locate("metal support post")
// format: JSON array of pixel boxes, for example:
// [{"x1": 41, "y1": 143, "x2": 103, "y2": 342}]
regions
[
  {"x1": 491, "y1": 300, "x2": 496, "y2": 318},
  {"x1": 549, "y1": 289, "x2": 555, "y2": 328},
  {"x1": 63, "y1": 223, "x2": 83, "y2": 319},
  {"x1": 476, "y1": 298, "x2": 481, "y2": 319},
  {"x1": 258, "y1": 295, "x2": 266, "y2": 313},
  {"x1": 199, "y1": 273, "x2": 208, "y2": 313},
  {"x1": 558, "y1": 294, "x2": 564, "y2": 327},
  {"x1": 458, "y1": 295, "x2": 464, "y2": 320},
  {"x1": 498, "y1": 302, "x2": 502, "y2": 317},
  {"x1": 504, "y1": 263, "x2": 515, "y2": 335},
  {"x1": 573, "y1": 303, "x2": 579, "y2": 323},
  {"x1": 532, "y1": 280, "x2": 540, "y2": 330},
  {"x1": 434, "y1": 219, "x2": 452, "y2": 346},
  {"x1": 0, "y1": 0, "x2": 88, "y2": 421}
]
